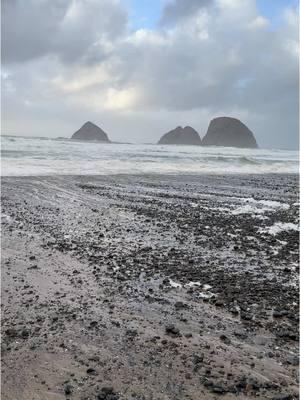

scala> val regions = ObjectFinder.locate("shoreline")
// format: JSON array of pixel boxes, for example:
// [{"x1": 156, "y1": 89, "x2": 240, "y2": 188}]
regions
[
  {"x1": 2, "y1": 174, "x2": 299, "y2": 399},
  {"x1": 1, "y1": 172, "x2": 299, "y2": 180}
]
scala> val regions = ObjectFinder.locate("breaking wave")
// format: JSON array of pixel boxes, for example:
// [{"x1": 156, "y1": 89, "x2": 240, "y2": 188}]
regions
[{"x1": 1, "y1": 135, "x2": 298, "y2": 176}]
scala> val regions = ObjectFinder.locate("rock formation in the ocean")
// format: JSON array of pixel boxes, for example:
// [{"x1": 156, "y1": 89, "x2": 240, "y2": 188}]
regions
[
  {"x1": 158, "y1": 126, "x2": 201, "y2": 145},
  {"x1": 71, "y1": 121, "x2": 111, "y2": 142},
  {"x1": 202, "y1": 117, "x2": 258, "y2": 148}
]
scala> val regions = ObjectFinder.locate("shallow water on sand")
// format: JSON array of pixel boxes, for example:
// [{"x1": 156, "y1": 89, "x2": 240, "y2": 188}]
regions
[{"x1": 1, "y1": 135, "x2": 298, "y2": 176}]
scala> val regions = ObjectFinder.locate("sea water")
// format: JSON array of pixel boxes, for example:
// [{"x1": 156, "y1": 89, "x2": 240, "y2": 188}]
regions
[{"x1": 1, "y1": 135, "x2": 298, "y2": 176}]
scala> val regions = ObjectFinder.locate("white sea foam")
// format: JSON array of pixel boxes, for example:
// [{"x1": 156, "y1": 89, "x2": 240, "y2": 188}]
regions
[
  {"x1": 252, "y1": 199, "x2": 289, "y2": 209},
  {"x1": 169, "y1": 279, "x2": 182, "y2": 288},
  {"x1": 232, "y1": 204, "x2": 265, "y2": 215},
  {"x1": 185, "y1": 282, "x2": 213, "y2": 294},
  {"x1": 1, "y1": 136, "x2": 299, "y2": 176},
  {"x1": 260, "y1": 222, "x2": 299, "y2": 235},
  {"x1": 198, "y1": 291, "x2": 215, "y2": 299},
  {"x1": 232, "y1": 198, "x2": 290, "y2": 216},
  {"x1": 186, "y1": 281, "x2": 201, "y2": 287},
  {"x1": 1, "y1": 214, "x2": 11, "y2": 223}
]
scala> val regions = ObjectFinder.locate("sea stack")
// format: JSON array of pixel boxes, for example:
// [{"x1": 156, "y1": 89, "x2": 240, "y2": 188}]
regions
[
  {"x1": 202, "y1": 117, "x2": 258, "y2": 148},
  {"x1": 158, "y1": 126, "x2": 201, "y2": 145},
  {"x1": 71, "y1": 121, "x2": 111, "y2": 142}
]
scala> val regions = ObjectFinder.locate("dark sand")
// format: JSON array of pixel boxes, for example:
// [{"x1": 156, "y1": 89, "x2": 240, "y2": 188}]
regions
[{"x1": 1, "y1": 174, "x2": 299, "y2": 400}]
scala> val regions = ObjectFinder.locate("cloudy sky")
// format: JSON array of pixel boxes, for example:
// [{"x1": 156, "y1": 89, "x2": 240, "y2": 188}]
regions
[{"x1": 2, "y1": 0, "x2": 299, "y2": 149}]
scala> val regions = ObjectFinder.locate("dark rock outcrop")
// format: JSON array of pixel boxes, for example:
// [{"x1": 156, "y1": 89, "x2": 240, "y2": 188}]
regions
[
  {"x1": 71, "y1": 121, "x2": 110, "y2": 142},
  {"x1": 202, "y1": 117, "x2": 258, "y2": 148},
  {"x1": 158, "y1": 126, "x2": 201, "y2": 145}
]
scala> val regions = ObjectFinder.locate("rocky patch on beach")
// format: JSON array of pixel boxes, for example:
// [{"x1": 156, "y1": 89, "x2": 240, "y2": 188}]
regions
[{"x1": 1, "y1": 174, "x2": 298, "y2": 399}]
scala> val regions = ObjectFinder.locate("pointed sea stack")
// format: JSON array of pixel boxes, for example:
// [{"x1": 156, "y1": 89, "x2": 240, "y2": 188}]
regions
[
  {"x1": 202, "y1": 117, "x2": 258, "y2": 148},
  {"x1": 71, "y1": 121, "x2": 111, "y2": 142},
  {"x1": 158, "y1": 126, "x2": 201, "y2": 145}
]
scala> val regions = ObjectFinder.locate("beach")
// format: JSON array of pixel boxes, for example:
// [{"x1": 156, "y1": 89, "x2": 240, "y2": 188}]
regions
[{"x1": 1, "y1": 173, "x2": 299, "y2": 400}]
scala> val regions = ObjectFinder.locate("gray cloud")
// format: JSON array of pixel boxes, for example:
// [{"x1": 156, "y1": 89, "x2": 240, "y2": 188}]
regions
[
  {"x1": 111, "y1": 2, "x2": 298, "y2": 148},
  {"x1": 1, "y1": 0, "x2": 127, "y2": 64},
  {"x1": 1, "y1": 0, "x2": 299, "y2": 149},
  {"x1": 160, "y1": 0, "x2": 212, "y2": 25}
]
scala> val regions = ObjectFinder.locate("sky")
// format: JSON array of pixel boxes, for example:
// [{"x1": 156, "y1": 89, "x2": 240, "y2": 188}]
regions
[{"x1": 1, "y1": 0, "x2": 299, "y2": 149}]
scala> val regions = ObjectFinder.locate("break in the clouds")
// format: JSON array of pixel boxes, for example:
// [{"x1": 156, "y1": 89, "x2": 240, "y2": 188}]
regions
[{"x1": 1, "y1": 0, "x2": 299, "y2": 149}]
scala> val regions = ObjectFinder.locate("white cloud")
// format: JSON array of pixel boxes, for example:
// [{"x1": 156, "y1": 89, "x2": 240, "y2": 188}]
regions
[
  {"x1": 247, "y1": 16, "x2": 270, "y2": 29},
  {"x1": 52, "y1": 65, "x2": 111, "y2": 94},
  {"x1": 103, "y1": 87, "x2": 141, "y2": 111}
]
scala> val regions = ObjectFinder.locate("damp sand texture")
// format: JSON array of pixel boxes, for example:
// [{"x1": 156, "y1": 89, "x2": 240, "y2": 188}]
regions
[{"x1": 1, "y1": 174, "x2": 299, "y2": 400}]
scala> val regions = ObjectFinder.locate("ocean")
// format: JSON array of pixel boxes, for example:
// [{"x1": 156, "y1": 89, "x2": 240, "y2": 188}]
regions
[{"x1": 1, "y1": 135, "x2": 298, "y2": 176}]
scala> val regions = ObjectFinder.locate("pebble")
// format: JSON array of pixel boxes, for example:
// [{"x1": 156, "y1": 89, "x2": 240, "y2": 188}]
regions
[{"x1": 165, "y1": 324, "x2": 181, "y2": 337}]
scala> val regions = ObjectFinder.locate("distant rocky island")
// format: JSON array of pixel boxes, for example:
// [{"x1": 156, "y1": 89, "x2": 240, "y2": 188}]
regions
[
  {"x1": 202, "y1": 117, "x2": 258, "y2": 148},
  {"x1": 158, "y1": 126, "x2": 202, "y2": 145},
  {"x1": 71, "y1": 121, "x2": 110, "y2": 142},
  {"x1": 73, "y1": 117, "x2": 258, "y2": 148},
  {"x1": 158, "y1": 117, "x2": 258, "y2": 148}
]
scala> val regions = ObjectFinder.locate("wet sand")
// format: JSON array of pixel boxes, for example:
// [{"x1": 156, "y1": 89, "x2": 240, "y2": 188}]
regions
[{"x1": 1, "y1": 174, "x2": 299, "y2": 400}]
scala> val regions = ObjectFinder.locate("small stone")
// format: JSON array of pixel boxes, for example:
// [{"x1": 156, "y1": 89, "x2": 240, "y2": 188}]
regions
[
  {"x1": 277, "y1": 329, "x2": 297, "y2": 341},
  {"x1": 21, "y1": 329, "x2": 30, "y2": 339},
  {"x1": 283, "y1": 268, "x2": 291, "y2": 274},
  {"x1": 210, "y1": 384, "x2": 228, "y2": 394},
  {"x1": 165, "y1": 324, "x2": 181, "y2": 337},
  {"x1": 272, "y1": 394, "x2": 293, "y2": 400},
  {"x1": 174, "y1": 301, "x2": 187, "y2": 310},
  {"x1": 64, "y1": 384, "x2": 72, "y2": 395},
  {"x1": 215, "y1": 300, "x2": 224, "y2": 307},
  {"x1": 286, "y1": 355, "x2": 299, "y2": 366},
  {"x1": 233, "y1": 330, "x2": 248, "y2": 340},
  {"x1": 97, "y1": 387, "x2": 119, "y2": 400},
  {"x1": 240, "y1": 312, "x2": 253, "y2": 321},
  {"x1": 86, "y1": 367, "x2": 97, "y2": 375},
  {"x1": 273, "y1": 310, "x2": 284, "y2": 318},
  {"x1": 5, "y1": 328, "x2": 18, "y2": 338},
  {"x1": 193, "y1": 354, "x2": 204, "y2": 364},
  {"x1": 219, "y1": 334, "x2": 231, "y2": 345},
  {"x1": 28, "y1": 265, "x2": 38, "y2": 270}
]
